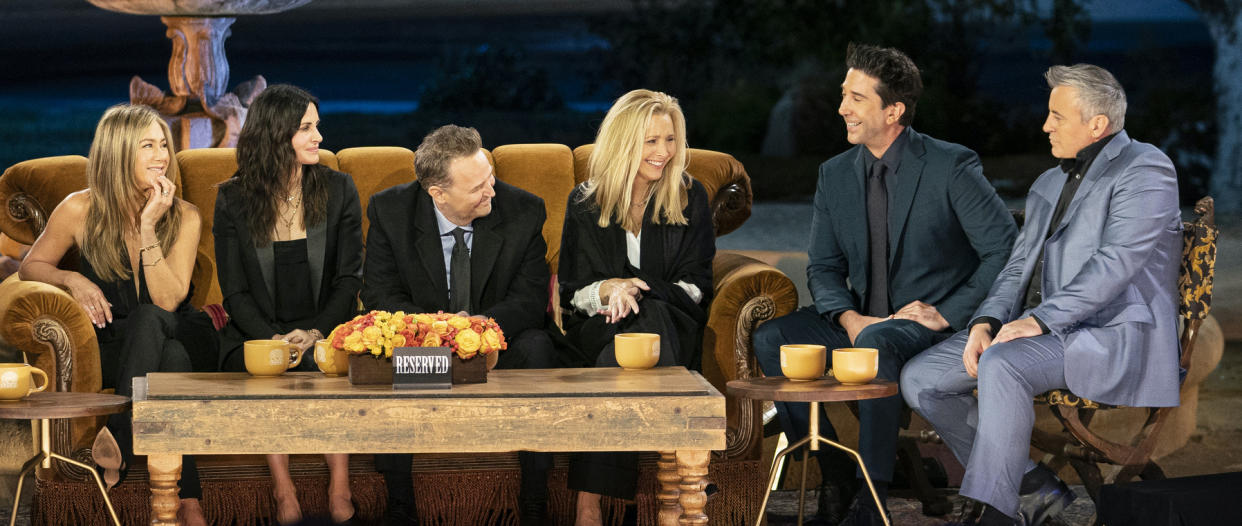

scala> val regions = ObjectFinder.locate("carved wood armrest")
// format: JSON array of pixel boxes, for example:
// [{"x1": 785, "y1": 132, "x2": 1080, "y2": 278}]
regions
[
  {"x1": 0, "y1": 275, "x2": 106, "y2": 481},
  {"x1": 703, "y1": 251, "x2": 798, "y2": 460}
]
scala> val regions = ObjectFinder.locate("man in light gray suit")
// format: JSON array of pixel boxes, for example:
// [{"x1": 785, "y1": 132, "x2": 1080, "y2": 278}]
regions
[{"x1": 900, "y1": 64, "x2": 1181, "y2": 526}]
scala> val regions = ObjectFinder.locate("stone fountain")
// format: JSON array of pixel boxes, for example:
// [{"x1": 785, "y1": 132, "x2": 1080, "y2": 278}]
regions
[{"x1": 86, "y1": 0, "x2": 315, "y2": 149}]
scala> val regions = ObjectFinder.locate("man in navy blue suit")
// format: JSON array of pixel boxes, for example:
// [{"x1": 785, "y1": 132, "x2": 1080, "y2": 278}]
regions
[
  {"x1": 901, "y1": 64, "x2": 1182, "y2": 526},
  {"x1": 753, "y1": 43, "x2": 1016, "y2": 525}
]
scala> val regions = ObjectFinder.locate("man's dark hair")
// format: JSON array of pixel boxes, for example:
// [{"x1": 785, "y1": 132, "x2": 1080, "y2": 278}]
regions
[
  {"x1": 415, "y1": 124, "x2": 482, "y2": 191},
  {"x1": 845, "y1": 43, "x2": 923, "y2": 126}
]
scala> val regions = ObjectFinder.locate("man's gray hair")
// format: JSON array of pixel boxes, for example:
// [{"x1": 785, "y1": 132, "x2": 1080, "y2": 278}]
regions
[{"x1": 1045, "y1": 64, "x2": 1126, "y2": 133}]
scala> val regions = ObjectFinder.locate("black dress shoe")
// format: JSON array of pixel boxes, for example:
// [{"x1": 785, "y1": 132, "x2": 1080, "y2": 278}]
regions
[
  {"x1": 1016, "y1": 464, "x2": 1075, "y2": 526},
  {"x1": 815, "y1": 482, "x2": 851, "y2": 524},
  {"x1": 943, "y1": 497, "x2": 1021, "y2": 526},
  {"x1": 837, "y1": 494, "x2": 891, "y2": 526}
]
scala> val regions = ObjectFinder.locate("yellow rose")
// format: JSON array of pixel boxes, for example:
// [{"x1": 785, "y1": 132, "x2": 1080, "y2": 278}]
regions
[
  {"x1": 389, "y1": 334, "x2": 407, "y2": 348},
  {"x1": 374, "y1": 311, "x2": 391, "y2": 323},
  {"x1": 431, "y1": 320, "x2": 450, "y2": 334},
  {"x1": 481, "y1": 328, "x2": 501, "y2": 352},
  {"x1": 448, "y1": 316, "x2": 471, "y2": 330},
  {"x1": 422, "y1": 333, "x2": 442, "y2": 347},
  {"x1": 455, "y1": 329, "x2": 482, "y2": 356},
  {"x1": 362, "y1": 325, "x2": 383, "y2": 344},
  {"x1": 389, "y1": 317, "x2": 406, "y2": 331},
  {"x1": 413, "y1": 314, "x2": 433, "y2": 325}
]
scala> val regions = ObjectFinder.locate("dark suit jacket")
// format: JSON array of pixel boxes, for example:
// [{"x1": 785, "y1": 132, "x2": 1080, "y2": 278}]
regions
[
  {"x1": 974, "y1": 131, "x2": 1181, "y2": 407},
  {"x1": 808, "y1": 128, "x2": 1017, "y2": 330},
  {"x1": 361, "y1": 179, "x2": 549, "y2": 337},
  {"x1": 214, "y1": 168, "x2": 364, "y2": 367}
]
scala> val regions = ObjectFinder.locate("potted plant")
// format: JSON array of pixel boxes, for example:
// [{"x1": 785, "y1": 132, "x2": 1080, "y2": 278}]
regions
[{"x1": 327, "y1": 311, "x2": 506, "y2": 385}]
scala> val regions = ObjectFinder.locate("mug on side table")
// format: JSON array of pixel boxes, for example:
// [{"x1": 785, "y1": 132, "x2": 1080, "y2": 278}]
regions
[{"x1": 0, "y1": 363, "x2": 49, "y2": 401}]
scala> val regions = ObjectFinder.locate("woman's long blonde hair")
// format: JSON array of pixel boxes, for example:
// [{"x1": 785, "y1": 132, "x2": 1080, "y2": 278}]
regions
[
  {"x1": 80, "y1": 104, "x2": 182, "y2": 282},
  {"x1": 582, "y1": 89, "x2": 690, "y2": 232}
]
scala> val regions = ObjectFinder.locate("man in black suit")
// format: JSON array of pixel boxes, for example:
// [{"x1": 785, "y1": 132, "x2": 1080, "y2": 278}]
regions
[
  {"x1": 363, "y1": 125, "x2": 557, "y2": 525},
  {"x1": 752, "y1": 44, "x2": 1017, "y2": 525}
]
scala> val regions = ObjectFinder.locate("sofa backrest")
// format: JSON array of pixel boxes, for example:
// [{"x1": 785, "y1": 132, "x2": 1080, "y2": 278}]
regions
[{"x1": 1, "y1": 144, "x2": 750, "y2": 309}]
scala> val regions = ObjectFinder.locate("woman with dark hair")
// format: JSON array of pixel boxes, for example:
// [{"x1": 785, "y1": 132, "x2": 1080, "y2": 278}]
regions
[
  {"x1": 215, "y1": 84, "x2": 363, "y2": 525},
  {"x1": 558, "y1": 89, "x2": 715, "y2": 525},
  {"x1": 20, "y1": 103, "x2": 215, "y2": 526}
]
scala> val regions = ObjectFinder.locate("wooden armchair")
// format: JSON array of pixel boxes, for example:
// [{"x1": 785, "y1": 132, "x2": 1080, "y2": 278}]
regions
[{"x1": 1029, "y1": 196, "x2": 1218, "y2": 503}]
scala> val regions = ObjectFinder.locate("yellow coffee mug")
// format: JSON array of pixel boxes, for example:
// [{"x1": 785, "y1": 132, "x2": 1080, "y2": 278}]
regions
[
  {"x1": 314, "y1": 339, "x2": 349, "y2": 377},
  {"x1": 780, "y1": 344, "x2": 827, "y2": 381},
  {"x1": 244, "y1": 339, "x2": 307, "y2": 377},
  {"x1": 832, "y1": 347, "x2": 879, "y2": 385},
  {"x1": 615, "y1": 333, "x2": 660, "y2": 370},
  {"x1": 0, "y1": 363, "x2": 49, "y2": 401}
]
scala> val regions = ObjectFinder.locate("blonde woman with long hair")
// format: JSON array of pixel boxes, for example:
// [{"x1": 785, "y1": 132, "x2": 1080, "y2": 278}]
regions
[
  {"x1": 558, "y1": 89, "x2": 715, "y2": 525},
  {"x1": 20, "y1": 104, "x2": 214, "y2": 526}
]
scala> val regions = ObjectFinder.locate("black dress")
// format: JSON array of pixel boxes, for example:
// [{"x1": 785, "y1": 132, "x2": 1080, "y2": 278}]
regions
[
  {"x1": 558, "y1": 176, "x2": 716, "y2": 499},
  {"x1": 81, "y1": 254, "x2": 219, "y2": 500},
  {"x1": 270, "y1": 238, "x2": 317, "y2": 371}
]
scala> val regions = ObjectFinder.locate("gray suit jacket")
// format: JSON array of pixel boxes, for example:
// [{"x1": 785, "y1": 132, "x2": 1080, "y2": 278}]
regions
[{"x1": 974, "y1": 131, "x2": 1182, "y2": 407}]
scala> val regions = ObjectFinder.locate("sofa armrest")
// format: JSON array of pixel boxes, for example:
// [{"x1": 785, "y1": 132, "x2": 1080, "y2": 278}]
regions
[
  {"x1": 0, "y1": 274, "x2": 105, "y2": 480},
  {"x1": 701, "y1": 251, "x2": 798, "y2": 460}
]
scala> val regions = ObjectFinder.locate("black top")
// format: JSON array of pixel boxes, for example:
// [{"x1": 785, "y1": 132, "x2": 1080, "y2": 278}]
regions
[
  {"x1": 272, "y1": 238, "x2": 315, "y2": 329},
  {"x1": 79, "y1": 254, "x2": 196, "y2": 343}
]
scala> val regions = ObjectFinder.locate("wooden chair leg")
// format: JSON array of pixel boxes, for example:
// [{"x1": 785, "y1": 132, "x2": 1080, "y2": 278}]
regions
[{"x1": 1068, "y1": 458, "x2": 1104, "y2": 504}]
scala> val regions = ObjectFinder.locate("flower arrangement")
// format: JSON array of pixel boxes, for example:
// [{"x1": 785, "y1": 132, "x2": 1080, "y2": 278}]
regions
[{"x1": 327, "y1": 310, "x2": 506, "y2": 360}]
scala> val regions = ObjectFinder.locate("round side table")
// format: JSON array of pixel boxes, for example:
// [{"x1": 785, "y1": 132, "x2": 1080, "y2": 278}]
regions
[
  {"x1": 727, "y1": 376, "x2": 897, "y2": 526},
  {"x1": 0, "y1": 392, "x2": 130, "y2": 526}
]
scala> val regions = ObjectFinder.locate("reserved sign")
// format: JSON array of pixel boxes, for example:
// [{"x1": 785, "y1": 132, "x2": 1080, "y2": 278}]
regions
[{"x1": 393, "y1": 347, "x2": 452, "y2": 389}]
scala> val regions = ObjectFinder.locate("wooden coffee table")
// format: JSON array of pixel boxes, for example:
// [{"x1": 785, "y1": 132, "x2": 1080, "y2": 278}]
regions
[
  {"x1": 0, "y1": 392, "x2": 131, "y2": 526},
  {"x1": 727, "y1": 376, "x2": 898, "y2": 526},
  {"x1": 132, "y1": 367, "x2": 726, "y2": 525}
]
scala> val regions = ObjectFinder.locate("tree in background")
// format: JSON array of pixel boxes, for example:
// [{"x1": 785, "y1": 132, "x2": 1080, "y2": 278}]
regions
[
  {"x1": 1181, "y1": 0, "x2": 1242, "y2": 212},
  {"x1": 585, "y1": 0, "x2": 1046, "y2": 158}
]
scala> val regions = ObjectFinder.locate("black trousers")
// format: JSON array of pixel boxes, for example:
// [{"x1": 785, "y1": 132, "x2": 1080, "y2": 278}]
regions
[
  {"x1": 102, "y1": 304, "x2": 203, "y2": 499},
  {"x1": 565, "y1": 299, "x2": 701, "y2": 499},
  {"x1": 377, "y1": 328, "x2": 558, "y2": 510}
]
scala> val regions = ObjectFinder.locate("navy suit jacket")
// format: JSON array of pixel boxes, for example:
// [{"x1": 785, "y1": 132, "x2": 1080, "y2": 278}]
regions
[
  {"x1": 974, "y1": 131, "x2": 1181, "y2": 407},
  {"x1": 808, "y1": 128, "x2": 1017, "y2": 330},
  {"x1": 361, "y1": 179, "x2": 550, "y2": 337}
]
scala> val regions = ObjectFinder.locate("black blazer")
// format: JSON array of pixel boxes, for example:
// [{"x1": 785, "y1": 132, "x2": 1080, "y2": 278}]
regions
[
  {"x1": 558, "y1": 177, "x2": 716, "y2": 328},
  {"x1": 807, "y1": 128, "x2": 1017, "y2": 330},
  {"x1": 214, "y1": 168, "x2": 364, "y2": 366},
  {"x1": 361, "y1": 179, "x2": 550, "y2": 337}
]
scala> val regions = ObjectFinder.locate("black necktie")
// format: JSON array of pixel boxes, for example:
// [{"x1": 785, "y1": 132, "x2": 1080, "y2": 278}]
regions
[
  {"x1": 449, "y1": 227, "x2": 471, "y2": 314},
  {"x1": 866, "y1": 162, "x2": 889, "y2": 317}
]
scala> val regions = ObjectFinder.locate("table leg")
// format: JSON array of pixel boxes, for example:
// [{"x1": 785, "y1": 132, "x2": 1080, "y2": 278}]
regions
[
  {"x1": 9, "y1": 451, "x2": 41, "y2": 526},
  {"x1": 813, "y1": 436, "x2": 890, "y2": 526},
  {"x1": 657, "y1": 451, "x2": 682, "y2": 526},
  {"x1": 675, "y1": 450, "x2": 710, "y2": 526},
  {"x1": 754, "y1": 434, "x2": 815, "y2": 526},
  {"x1": 148, "y1": 454, "x2": 183, "y2": 525}
]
